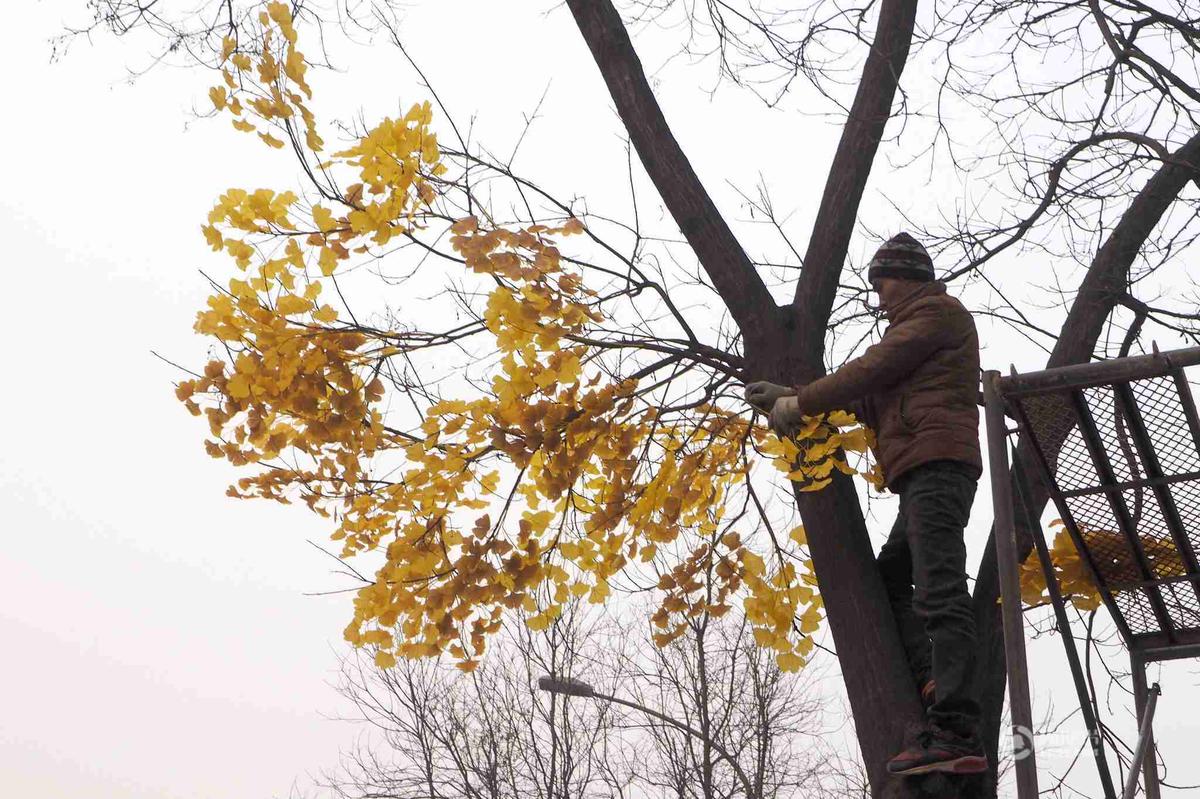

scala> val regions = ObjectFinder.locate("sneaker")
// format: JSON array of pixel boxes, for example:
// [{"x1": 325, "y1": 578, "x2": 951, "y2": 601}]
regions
[{"x1": 886, "y1": 726, "x2": 988, "y2": 776}]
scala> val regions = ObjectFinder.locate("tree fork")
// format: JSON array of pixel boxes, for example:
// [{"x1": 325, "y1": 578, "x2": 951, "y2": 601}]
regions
[{"x1": 784, "y1": 0, "x2": 927, "y2": 793}]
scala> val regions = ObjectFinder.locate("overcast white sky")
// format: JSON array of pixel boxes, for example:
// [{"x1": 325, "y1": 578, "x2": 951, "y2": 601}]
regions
[{"x1": 3, "y1": 2, "x2": 1198, "y2": 797}]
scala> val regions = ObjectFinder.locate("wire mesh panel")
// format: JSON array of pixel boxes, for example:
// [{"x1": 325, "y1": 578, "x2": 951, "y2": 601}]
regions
[
  {"x1": 1169, "y1": 480, "x2": 1200, "y2": 575},
  {"x1": 1002, "y1": 354, "x2": 1200, "y2": 658},
  {"x1": 1131, "y1": 375, "x2": 1200, "y2": 476}
]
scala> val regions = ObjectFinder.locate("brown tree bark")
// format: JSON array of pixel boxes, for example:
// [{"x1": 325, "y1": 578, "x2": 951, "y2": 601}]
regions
[{"x1": 784, "y1": 0, "x2": 930, "y2": 790}]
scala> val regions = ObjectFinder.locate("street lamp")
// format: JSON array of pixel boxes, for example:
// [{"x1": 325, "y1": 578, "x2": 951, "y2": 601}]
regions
[{"x1": 537, "y1": 675, "x2": 757, "y2": 799}]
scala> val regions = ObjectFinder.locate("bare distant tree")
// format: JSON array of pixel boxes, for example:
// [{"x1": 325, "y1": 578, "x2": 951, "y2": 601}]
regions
[
  {"x1": 319, "y1": 606, "x2": 625, "y2": 799},
  {"x1": 628, "y1": 609, "x2": 825, "y2": 799},
  {"x1": 312, "y1": 601, "x2": 835, "y2": 799}
]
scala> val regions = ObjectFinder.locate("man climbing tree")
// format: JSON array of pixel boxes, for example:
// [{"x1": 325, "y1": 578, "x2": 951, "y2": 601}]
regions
[{"x1": 746, "y1": 232, "x2": 986, "y2": 776}]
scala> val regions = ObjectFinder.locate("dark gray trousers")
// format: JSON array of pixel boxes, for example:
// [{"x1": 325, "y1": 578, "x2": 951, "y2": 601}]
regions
[{"x1": 877, "y1": 459, "x2": 982, "y2": 738}]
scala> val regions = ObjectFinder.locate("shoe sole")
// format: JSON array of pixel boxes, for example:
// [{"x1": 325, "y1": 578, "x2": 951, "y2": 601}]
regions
[{"x1": 889, "y1": 755, "x2": 989, "y2": 776}]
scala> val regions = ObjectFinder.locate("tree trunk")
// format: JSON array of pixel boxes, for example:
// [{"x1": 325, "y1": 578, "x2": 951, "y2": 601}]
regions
[
  {"x1": 792, "y1": 473, "x2": 923, "y2": 790},
  {"x1": 784, "y1": 0, "x2": 929, "y2": 790}
]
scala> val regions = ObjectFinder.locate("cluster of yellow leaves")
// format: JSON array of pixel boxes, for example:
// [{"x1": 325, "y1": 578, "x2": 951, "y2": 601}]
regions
[
  {"x1": 210, "y1": 2, "x2": 319, "y2": 152},
  {"x1": 1020, "y1": 519, "x2": 1190, "y2": 612},
  {"x1": 1018, "y1": 520, "x2": 1105, "y2": 611},
  {"x1": 205, "y1": 0, "x2": 444, "y2": 277},
  {"x1": 759, "y1": 412, "x2": 883, "y2": 492},
  {"x1": 740, "y1": 525, "x2": 822, "y2": 670},
  {"x1": 177, "y1": 5, "x2": 881, "y2": 675}
]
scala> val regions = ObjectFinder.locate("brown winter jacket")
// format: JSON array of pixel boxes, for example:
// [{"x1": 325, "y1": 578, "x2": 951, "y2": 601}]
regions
[{"x1": 794, "y1": 281, "x2": 982, "y2": 490}]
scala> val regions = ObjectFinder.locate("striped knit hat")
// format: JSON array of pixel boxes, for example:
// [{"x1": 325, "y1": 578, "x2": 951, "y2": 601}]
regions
[{"x1": 867, "y1": 233, "x2": 935, "y2": 283}]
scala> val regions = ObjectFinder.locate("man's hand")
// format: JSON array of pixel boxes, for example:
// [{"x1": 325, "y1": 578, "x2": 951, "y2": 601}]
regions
[
  {"x1": 743, "y1": 381, "x2": 794, "y2": 414},
  {"x1": 769, "y1": 395, "x2": 804, "y2": 437}
]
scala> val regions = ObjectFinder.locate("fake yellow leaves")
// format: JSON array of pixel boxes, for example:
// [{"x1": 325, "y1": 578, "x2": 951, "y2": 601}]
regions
[
  {"x1": 177, "y1": 4, "x2": 880, "y2": 677},
  {"x1": 759, "y1": 411, "x2": 882, "y2": 493},
  {"x1": 1018, "y1": 520, "x2": 1104, "y2": 611},
  {"x1": 1019, "y1": 518, "x2": 1191, "y2": 611}
]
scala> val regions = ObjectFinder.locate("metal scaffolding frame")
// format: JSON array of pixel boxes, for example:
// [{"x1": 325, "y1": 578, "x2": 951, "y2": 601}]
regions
[{"x1": 984, "y1": 346, "x2": 1200, "y2": 799}]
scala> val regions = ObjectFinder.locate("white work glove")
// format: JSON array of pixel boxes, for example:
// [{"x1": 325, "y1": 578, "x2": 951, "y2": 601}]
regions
[
  {"x1": 769, "y1": 395, "x2": 804, "y2": 437},
  {"x1": 743, "y1": 381, "x2": 794, "y2": 414}
]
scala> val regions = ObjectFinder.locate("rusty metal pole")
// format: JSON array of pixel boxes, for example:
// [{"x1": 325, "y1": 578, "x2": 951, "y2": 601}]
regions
[
  {"x1": 1012, "y1": 456, "x2": 1118, "y2": 799},
  {"x1": 983, "y1": 371, "x2": 1039, "y2": 799},
  {"x1": 1127, "y1": 655, "x2": 1162, "y2": 799}
]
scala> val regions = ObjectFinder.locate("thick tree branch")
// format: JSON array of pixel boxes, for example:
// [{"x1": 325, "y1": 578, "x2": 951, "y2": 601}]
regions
[
  {"x1": 791, "y1": 0, "x2": 920, "y2": 368},
  {"x1": 563, "y1": 0, "x2": 780, "y2": 347}
]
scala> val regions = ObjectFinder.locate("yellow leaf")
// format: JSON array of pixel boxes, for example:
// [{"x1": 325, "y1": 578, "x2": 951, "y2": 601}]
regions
[
  {"x1": 318, "y1": 247, "x2": 338, "y2": 276},
  {"x1": 227, "y1": 374, "x2": 250, "y2": 398},
  {"x1": 209, "y1": 86, "x2": 227, "y2": 111},
  {"x1": 313, "y1": 304, "x2": 338, "y2": 323},
  {"x1": 276, "y1": 293, "x2": 313, "y2": 315},
  {"x1": 525, "y1": 612, "x2": 553, "y2": 631},
  {"x1": 259, "y1": 132, "x2": 286, "y2": 149},
  {"x1": 374, "y1": 650, "x2": 397, "y2": 669},
  {"x1": 451, "y1": 216, "x2": 478, "y2": 234},
  {"x1": 267, "y1": 1, "x2": 293, "y2": 28},
  {"x1": 826, "y1": 410, "x2": 856, "y2": 427},
  {"x1": 202, "y1": 224, "x2": 223, "y2": 251},
  {"x1": 837, "y1": 428, "x2": 870, "y2": 453},
  {"x1": 741, "y1": 551, "x2": 765, "y2": 577},
  {"x1": 589, "y1": 580, "x2": 611, "y2": 604},
  {"x1": 232, "y1": 119, "x2": 256, "y2": 133},
  {"x1": 799, "y1": 607, "x2": 821, "y2": 634},
  {"x1": 789, "y1": 525, "x2": 807, "y2": 546},
  {"x1": 312, "y1": 204, "x2": 336, "y2": 233}
]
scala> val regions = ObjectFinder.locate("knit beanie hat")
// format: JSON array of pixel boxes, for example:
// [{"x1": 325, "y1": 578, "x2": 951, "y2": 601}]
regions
[{"x1": 866, "y1": 233, "x2": 935, "y2": 283}]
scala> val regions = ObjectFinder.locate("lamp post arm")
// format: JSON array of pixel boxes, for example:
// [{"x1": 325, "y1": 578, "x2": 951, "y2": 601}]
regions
[{"x1": 592, "y1": 689, "x2": 757, "y2": 799}]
